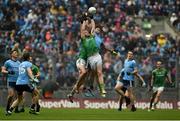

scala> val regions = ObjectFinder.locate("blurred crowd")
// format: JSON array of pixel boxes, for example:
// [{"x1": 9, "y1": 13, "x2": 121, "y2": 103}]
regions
[{"x1": 0, "y1": 0, "x2": 179, "y2": 90}]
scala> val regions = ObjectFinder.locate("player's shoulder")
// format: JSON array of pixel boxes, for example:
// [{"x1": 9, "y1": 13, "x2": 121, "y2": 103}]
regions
[
  {"x1": 22, "y1": 61, "x2": 32, "y2": 66},
  {"x1": 4, "y1": 59, "x2": 12, "y2": 65},
  {"x1": 32, "y1": 64, "x2": 38, "y2": 68},
  {"x1": 5, "y1": 59, "x2": 12, "y2": 63},
  {"x1": 162, "y1": 68, "x2": 168, "y2": 72},
  {"x1": 152, "y1": 69, "x2": 157, "y2": 73},
  {"x1": 131, "y1": 59, "x2": 136, "y2": 63},
  {"x1": 17, "y1": 60, "x2": 21, "y2": 64},
  {"x1": 130, "y1": 59, "x2": 136, "y2": 64}
]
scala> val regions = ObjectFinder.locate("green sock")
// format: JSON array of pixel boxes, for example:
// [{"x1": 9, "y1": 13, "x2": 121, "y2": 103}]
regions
[{"x1": 99, "y1": 83, "x2": 105, "y2": 93}]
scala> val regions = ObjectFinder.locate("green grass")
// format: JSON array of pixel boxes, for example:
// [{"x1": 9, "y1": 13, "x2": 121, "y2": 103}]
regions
[{"x1": 1, "y1": 108, "x2": 180, "y2": 120}]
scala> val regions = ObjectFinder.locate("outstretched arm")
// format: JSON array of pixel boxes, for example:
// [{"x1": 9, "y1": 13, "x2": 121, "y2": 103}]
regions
[
  {"x1": 166, "y1": 72, "x2": 172, "y2": 84},
  {"x1": 100, "y1": 43, "x2": 119, "y2": 56},
  {"x1": 135, "y1": 72, "x2": 146, "y2": 87},
  {"x1": 80, "y1": 21, "x2": 86, "y2": 38},
  {"x1": 91, "y1": 19, "x2": 95, "y2": 35}
]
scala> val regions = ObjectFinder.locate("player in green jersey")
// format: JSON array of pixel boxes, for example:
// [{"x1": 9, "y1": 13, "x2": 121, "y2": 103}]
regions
[
  {"x1": 148, "y1": 61, "x2": 172, "y2": 111},
  {"x1": 85, "y1": 35, "x2": 107, "y2": 97},
  {"x1": 29, "y1": 56, "x2": 41, "y2": 114},
  {"x1": 67, "y1": 13, "x2": 95, "y2": 102}
]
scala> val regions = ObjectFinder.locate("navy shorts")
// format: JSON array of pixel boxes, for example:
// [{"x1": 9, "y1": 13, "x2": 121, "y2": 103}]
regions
[
  {"x1": 120, "y1": 80, "x2": 134, "y2": 88},
  {"x1": 7, "y1": 82, "x2": 16, "y2": 89},
  {"x1": 15, "y1": 84, "x2": 35, "y2": 95}
]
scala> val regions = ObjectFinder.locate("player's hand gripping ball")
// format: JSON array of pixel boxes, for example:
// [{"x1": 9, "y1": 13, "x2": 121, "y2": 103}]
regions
[{"x1": 88, "y1": 7, "x2": 96, "y2": 14}]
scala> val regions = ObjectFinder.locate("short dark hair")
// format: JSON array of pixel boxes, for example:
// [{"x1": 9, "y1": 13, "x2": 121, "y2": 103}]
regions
[
  {"x1": 10, "y1": 48, "x2": 18, "y2": 55},
  {"x1": 22, "y1": 52, "x2": 31, "y2": 61}
]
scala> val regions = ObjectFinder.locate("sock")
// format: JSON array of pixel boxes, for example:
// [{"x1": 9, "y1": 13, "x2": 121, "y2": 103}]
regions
[
  {"x1": 132, "y1": 104, "x2": 135, "y2": 108},
  {"x1": 153, "y1": 102, "x2": 158, "y2": 107},
  {"x1": 119, "y1": 97, "x2": 124, "y2": 109},
  {"x1": 9, "y1": 107, "x2": 14, "y2": 112},
  {"x1": 6, "y1": 96, "x2": 13, "y2": 111},
  {"x1": 124, "y1": 96, "x2": 131, "y2": 106},
  {"x1": 15, "y1": 106, "x2": 19, "y2": 112},
  {"x1": 99, "y1": 83, "x2": 105, "y2": 93},
  {"x1": 30, "y1": 104, "x2": 35, "y2": 110},
  {"x1": 150, "y1": 98, "x2": 154, "y2": 109},
  {"x1": 36, "y1": 103, "x2": 40, "y2": 112}
]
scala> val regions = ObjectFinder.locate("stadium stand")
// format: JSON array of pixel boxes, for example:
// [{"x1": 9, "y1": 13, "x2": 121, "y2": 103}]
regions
[{"x1": 0, "y1": 0, "x2": 179, "y2": 99}]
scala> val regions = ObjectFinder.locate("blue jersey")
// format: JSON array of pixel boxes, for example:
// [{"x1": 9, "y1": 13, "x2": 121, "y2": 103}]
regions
[
  {"x1": 16, "y1": 61, "x2": 32, "y2": 85},
  {"x1": 4, "y1": 59, "x2": 20, "y2": 82},
  {"x1": 95, "y1": 33, "x2": 103, "y2": 49},
  {"x1": 123, "y1": 59, "x2": 137, "y2": 81}
]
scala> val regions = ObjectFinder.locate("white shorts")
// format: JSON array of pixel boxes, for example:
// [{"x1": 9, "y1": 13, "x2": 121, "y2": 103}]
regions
[
  {"x1": 87, "y1": 53, "x2": 102, "y2": 70},
  {"x1": 153, "y1": 86, "x2": 164, "y2": 93},
  {"x1": 76, "y1": 58, "x2": 86, "y2": 69}
]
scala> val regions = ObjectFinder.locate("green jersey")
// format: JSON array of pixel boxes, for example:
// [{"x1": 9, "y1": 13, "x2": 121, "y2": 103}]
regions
[
  {"x1": 81, "y1": 35, "x2": 99, "y2": 58},
  {"x1": 79, "y1": 40, "x2": 87, "y2": 60},
  {"x1": 31, "y1": 64, "x2": 40, "y2": 87},
  {"x1": 152, "y1": 68, "x2": 168, "y2": 87},
  {"x1": 32, "y1": 64, "x2": 39, "y2": 76}
]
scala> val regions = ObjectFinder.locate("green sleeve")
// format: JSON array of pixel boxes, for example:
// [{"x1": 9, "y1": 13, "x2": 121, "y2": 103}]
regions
[{"x1": 152, "y1": 70, "x2": 156, "y2": 76}]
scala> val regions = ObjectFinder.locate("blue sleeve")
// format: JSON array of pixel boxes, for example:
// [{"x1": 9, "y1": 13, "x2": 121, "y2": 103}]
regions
[
  {"x1": 26, "y1": 62, "x2": 32, "y2": 68},
  {"x1": 95, "y1": 34, "x2": 103, "y2": 48},
  {"x1": 4, "y1": 61, "x2": 9, "y2": 69},
  {"x1": 132, "y1": 60, "x2": 137, "y2": 68}
]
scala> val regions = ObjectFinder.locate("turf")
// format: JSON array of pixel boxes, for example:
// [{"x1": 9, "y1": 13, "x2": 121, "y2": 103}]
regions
[{"x1": 0, "y1": 108, "x2": 180, "y2": 120}]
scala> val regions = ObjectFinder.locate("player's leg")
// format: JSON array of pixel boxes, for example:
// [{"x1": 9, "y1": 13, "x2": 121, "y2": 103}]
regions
[
  {"x1": 6, "y1": 82, "x2": 19, "y2": 113},
  {"x1": 19, "y1": 92, "x2": 25, "y2": 112},
  {"x1": 149, "y1": 91, "x2": 157, "y2": 111},
  {"x1": 7, "y1": 86, "x2": 24, "y2": 115},
  {"x1": 29, "y1": 88, "x2": 39, "y2": 114},
  {"x1": 124, "y1": 89, "x2": 131, "y2": 107},
  {"x1": 127, "y1": 85, "x2": 136, "y2": 112},
  {"x1": 118, "y1": 95, "x2": 124, "y2": 111},
  {"x1": 83, "y1": 69, "x2": 95, "y2": 97},
  {"x1": 6, "y1": 87, "x2": 15, "y2": 113},
  {"x1": 68, "y1": 59, "x2": 87, "y2": 102},
  {"x1": 153, "y1": 87, "x2": 164, "y2": 109},
  {"x1": 93, "y1": 54, "x2": 106, "y2": 97},
  {"x1": 114, "y1": 81, "x2": 126, "y2": 97},
  {"x1": 87, "y1": 70, "x2": 96, "y2": 96},
  {"x1": 115, "y1": 81, "x2": 125, "y2": 111},
  {"x1": 35, "y1": 88, "x2": 41, "y2": 114},
  {"x1": 75, "y1": 65, "x2": 87, "y2": 92}
]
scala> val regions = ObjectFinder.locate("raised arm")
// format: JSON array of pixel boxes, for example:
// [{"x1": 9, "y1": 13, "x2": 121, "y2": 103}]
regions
[
  {"x1": 80, "y1": 21, "x2": 86, "y2": 38},
  {"x1": 91, "y1": 19, "x2": 95, "y2": 35}
]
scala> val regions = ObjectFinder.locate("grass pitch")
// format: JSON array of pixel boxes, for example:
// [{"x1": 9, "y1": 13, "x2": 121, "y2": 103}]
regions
[{"x1": 0, "y1": 108, "x2": 180, "y2": 120}]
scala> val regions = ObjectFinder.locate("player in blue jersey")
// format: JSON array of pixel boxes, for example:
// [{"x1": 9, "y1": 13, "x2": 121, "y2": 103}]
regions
[
  {"x1": 115, "y1": 51, "x2": 146, "y2": 111},
  {"x1": 6, "y1": 52, "x2": 39, "y2": 115},
  {"x1": 1, "y1": 49, "x2": 21, "y2": 114}
]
